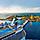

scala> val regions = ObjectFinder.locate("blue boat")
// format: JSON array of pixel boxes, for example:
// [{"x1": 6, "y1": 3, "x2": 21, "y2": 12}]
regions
[{"x1": 0, "y1": 17, "x2": 28, "y2": 39}]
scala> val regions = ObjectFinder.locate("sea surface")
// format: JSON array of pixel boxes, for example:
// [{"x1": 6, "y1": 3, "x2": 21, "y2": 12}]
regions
[
  {"x1": 24, "y1": 22, "x2": 40, "y2": 39},
  {"x1": 0, "y1": 13, "x2": 40, "y2": 18}
]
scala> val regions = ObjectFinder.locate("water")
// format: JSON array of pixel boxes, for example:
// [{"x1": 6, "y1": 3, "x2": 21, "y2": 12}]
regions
[
  {"x1": 0, "y1": 13, "x2": 40, "y2": 18},
  {"x1": 24, "y1": 22, "x2": 40, "y2": 39}
]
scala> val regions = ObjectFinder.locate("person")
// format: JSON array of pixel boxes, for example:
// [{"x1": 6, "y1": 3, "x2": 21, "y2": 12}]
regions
[
  {"x1": 1, "y1": 21, "x2": 10, "y2": 29},
  {"x1": 0, "y1": 21, "x2": 6, "y2": 29},
  {"x1": 0, "y1": 23, "x2": 3, "y2": 29},
  {"x1": 7, "y1": 17, "x2": 18, "y2": 32},
  {"x1": 13, "y1": 22, "x2": 18, "y2": 32},
  {"x1": 1, "y1": 20, "x2": 12, "y2": 29}
]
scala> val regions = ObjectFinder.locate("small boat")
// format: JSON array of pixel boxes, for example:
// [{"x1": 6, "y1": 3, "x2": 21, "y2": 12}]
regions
[{"x1": 0, "y1": 19, "x2": 29, "y2": 39}]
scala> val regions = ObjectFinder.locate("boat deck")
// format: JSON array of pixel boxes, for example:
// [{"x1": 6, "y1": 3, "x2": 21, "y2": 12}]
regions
[{"x1": 0, "y1": 28, "x2": 23, "y2": 39}]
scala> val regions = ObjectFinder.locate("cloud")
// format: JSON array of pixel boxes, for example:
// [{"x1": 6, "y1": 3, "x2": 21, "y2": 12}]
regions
[
  {"x1": 0, "y1": 6, "x2": 25, "y2": 13},
  {"x1": 25, "y1": 7, "x2": 40, "y2": 13},
  {"x1": 0, "y1": 6, "x2": 40, "y2": 13}
]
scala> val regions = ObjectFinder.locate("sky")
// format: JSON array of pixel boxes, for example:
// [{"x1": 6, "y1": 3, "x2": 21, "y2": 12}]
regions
[{"x1": 0, "y1": 0, "x2": 40, "y2": 13}]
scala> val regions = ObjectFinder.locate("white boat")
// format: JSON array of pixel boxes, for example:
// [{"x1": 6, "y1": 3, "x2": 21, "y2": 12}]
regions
[{"x1": 0, "y1": 20, "x2": 28, "y2": 39}]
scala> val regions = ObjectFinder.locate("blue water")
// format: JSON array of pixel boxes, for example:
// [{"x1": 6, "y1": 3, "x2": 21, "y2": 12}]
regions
[{"x1": 24, "y1": 22, "x2": 40, "y2": 39}]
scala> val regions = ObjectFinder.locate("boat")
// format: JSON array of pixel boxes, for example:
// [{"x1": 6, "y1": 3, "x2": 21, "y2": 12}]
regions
[{"x1": 0, "y1": 19, "x2": 28, "y2": 39}]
